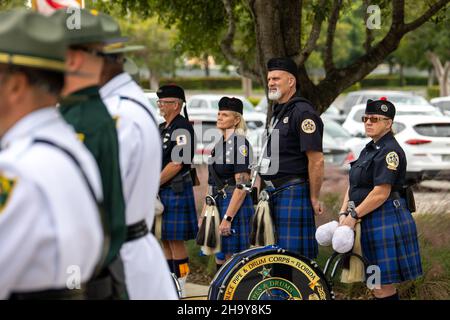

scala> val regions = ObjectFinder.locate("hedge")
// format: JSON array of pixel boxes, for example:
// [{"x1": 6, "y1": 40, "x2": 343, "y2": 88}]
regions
[
  {"x1": 139, "y1": 75, "x2": 428, "y2": 91},
  {"x1": 427, "y1": 86, "x2": 440, "y2": 100}
]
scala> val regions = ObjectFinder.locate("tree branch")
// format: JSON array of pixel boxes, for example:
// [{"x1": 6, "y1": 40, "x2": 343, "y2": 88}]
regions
[
  {"x1": 392, "y1": 0, "x2": 405, "y2": 28},
  {"x1": 220, "y1": 0, "x2": 260, "y2": 80},
  {"x1": 402, "y1": 0, "x2": 449, "y2": 33},
  {"x1": 363, "y1": 0, "x2": 373, "y2": 53},
  {"x1": 294, "y1": 0, "x2": 327, "y2": 66},
  {"x1": 315, "y1": 0, "x2": 449, "y2": 109},
  {"x1": 324, "y1": 0, "x2": 342, "y2": 73}
]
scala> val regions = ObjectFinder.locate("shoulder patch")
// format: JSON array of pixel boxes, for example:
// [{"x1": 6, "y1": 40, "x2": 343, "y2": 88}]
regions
[
  {"x1": 238, "y1": 145, "x2": 248, "y2": 157},
  {"x1": 301, "y1": 119, "x2": 316, "y2": 134},
  {"x1": 112, "y1": 115, "x2": 120, "y2": 128},
  {"x1": 76, "y1": 133, "x2": 85, "y2": 142},
  {"x1": 0, "y1": 174, "x2": 17, "y2": 214},
  {"x1": 176, "y1": 134, "x2": 187, "y2": 146},
  {"x1": 386, "y1": 151, "x2": 399, "y2": 170}
]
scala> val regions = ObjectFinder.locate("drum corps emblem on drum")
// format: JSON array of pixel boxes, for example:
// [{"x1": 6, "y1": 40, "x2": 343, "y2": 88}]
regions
[
  {"x1": 301, "y1": 119, "x2": 316, "y2": 134},
  {"x1": 208, "y1": 247, "x2": 333, "y2": 300}
]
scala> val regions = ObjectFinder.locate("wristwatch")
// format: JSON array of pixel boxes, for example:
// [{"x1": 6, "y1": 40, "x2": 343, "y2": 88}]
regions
[
  {"x1": 224, "y1": 214, "x2": 233, "y2": 222},
  {"x1": 349, "y1": 208, "x2": 359, "y2": 219},
  {"x1": 338, "y1": 212, "x2": 348, "y2": 218}
]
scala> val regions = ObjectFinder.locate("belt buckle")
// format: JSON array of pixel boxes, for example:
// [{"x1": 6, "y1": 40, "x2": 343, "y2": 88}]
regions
[
  {"x1": 264, "y1": 180, "x2": 274, "y2": 189},
  {"x1": 393, "y1": 199, "x2": 401, "y2": 208},
  {"x1": 259, "y1": 190, "x2": 270, "y2": 201}
]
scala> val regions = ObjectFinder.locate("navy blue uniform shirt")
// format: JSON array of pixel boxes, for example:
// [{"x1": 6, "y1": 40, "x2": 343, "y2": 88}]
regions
[
  {"x1": 160, "y1": 114, "x2": 195, "y2": 178},
  {"x1": 208, "y1": 133, "x2": 252, "y2": 186},
  {"x1": 349, "y1": 132, "x2": 407, "y2": 206},
  {"x1": 260, "y1": 96, "x2": 323, "y2": 181}
]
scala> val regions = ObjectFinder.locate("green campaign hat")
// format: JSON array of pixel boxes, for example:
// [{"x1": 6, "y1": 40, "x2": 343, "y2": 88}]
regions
[
  {"x1": 51, "y1": 8, "x2": 109, "y2": 45},
  {"x1": 97, "y1": 12, "x2": 145, "y2": 55},
  {"x1": 0, "y1": 9, "x2": 66, "y2": 72}
]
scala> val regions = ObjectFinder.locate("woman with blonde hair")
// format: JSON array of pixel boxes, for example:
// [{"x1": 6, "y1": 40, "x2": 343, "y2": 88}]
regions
[{"x1": 198, "y1": 97, "x2": 254, "y2": 270}]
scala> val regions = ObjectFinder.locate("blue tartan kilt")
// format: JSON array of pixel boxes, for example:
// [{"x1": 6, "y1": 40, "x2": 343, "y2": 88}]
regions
[
  {"x1": 268, "y1": 182, "x2": 318, "y2": 259},
  {"x1": 215, "y1": 190, "x2": 254, "y2": 255},
  {"x1": 159, "y1": 180, "x2": 198, "y2": 241},
  {"x1": 360, "y1": 198, "x2": 423, "y2": 284}
]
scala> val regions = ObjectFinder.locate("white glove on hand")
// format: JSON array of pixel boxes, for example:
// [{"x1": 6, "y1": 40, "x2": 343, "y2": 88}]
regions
[
  {"x1": 315, "y1": 221, "x2": 339, "y2": 246},
  {"x1": 332, "y1": 225, "x2": 354, "y2": 253}
]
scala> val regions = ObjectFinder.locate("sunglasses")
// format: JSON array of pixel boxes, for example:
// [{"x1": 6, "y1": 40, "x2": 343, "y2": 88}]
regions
[
  {"x1": 362, "y1": 116, "x2": 390, "y2": 123},
  {"x1": 157, "y1": 99, "x2": 179, "y2": 106}
]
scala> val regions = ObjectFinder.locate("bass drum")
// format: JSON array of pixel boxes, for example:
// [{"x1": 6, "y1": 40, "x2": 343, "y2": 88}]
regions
[{"x1": 208, "y1": 245, "x2": 334, "y2": 300}]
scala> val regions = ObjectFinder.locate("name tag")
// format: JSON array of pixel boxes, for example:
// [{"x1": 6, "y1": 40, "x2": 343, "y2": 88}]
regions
[{"x1": 260, "y1": 158, "x2": 271, "y2": 174}]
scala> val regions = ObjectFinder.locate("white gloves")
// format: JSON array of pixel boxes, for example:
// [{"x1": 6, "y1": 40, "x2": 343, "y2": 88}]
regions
[{"x1": 316, "y1": 221, "x2": 355, "y2": 254}]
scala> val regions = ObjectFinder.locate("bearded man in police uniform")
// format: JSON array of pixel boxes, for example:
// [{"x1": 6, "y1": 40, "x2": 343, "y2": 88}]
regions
[
  {"x1": 98, "y1": 13, "x2": 177, "y2": 300},
  {"x1": 51, "y1": 9, "x2": 127, "y2": 299},
  {"x1": 259, "y1": 57, "x2": 324, "y2": 259},
  {"x1": 157, "y1": 84, "x2": 198, "y2": 297},
  {"x1": 0, "y1": 9, "x2": 103, "y2": 299}
]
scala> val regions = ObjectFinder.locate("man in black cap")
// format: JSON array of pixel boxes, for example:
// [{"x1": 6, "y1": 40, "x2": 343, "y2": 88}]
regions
[
  {"x1": 258, "y1": 57, "x2": 324, "y2": 259},
  {"x1": 157, "y1": 84, "x2": 197, "y2": 297}
]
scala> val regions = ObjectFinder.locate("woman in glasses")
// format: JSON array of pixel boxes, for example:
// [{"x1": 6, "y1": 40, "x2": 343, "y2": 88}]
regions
[
  {"x1": 338, "y1": 97, "x2": 422, "y2": 300},
  {"x1": 200, "y1": 97, "x2": 254, "y2": 270}
]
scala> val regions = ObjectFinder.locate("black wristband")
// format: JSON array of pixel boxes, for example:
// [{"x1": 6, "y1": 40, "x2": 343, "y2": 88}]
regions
[{"x1": 339, "y1": 212, "x2": 348, "y2": 217}]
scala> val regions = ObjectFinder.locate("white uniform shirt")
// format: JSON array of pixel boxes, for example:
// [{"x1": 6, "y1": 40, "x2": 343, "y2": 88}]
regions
[
  {"x1": 0, "y1": 107, "x2": 103, "y2": 299},
  {"x1": 101, "y1": 73, "x2": 177, "y2": 300}
]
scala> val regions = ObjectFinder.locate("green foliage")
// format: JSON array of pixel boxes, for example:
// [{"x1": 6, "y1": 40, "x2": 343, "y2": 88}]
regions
[
  {"x1": 247, "y1": 96, "x2": 261, "y2": 106},
  {"x1": 145, "y1": 76, "x2": 263, "y2": 91},
  {"x1": 427, "y1": 86, "x2": 441, "y2": 100},
  {"x1": 0, "y1": 0, "x2": 27, "y2": 9}
]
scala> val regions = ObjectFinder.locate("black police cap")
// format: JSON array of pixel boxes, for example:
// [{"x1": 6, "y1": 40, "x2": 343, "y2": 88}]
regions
[
  {"x1": 218, "y1": 97, "x2": 243, "y2": 114},
  {"x1": 156, "y1": 84, "x2": 185, "y2": 102},
  {"x1": 365, "y1": 97, "x2": 396, "y2": 119},
  {"x1": 267, "y1": 57, "x2": 298, "y2": 77}
]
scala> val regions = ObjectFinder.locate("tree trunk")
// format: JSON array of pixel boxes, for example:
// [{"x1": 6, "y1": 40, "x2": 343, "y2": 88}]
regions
[
  {"x1": 149, "y1": 72, "x2": 160, "y2": 90},
  {"x1": 427, "y1": 51, "x2": 450, "y2": 97},
  {"x1": 399, "y1": 64, "x2": 405, "y2": 86},
  {"x1": 203, "y1": 53, "x2": 210, "y2": 77},
  {"x1": 427, "y1": 67, "x2": 435, "y2": 87}
]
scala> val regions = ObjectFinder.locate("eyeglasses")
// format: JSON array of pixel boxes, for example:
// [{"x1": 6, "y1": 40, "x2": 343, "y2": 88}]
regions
[
  {"x1": 157, "y1": 99, "x2": 179, "y2": 106},
  {"x1": 362, "y1": 116, "x2": 390, "y2": 123}
]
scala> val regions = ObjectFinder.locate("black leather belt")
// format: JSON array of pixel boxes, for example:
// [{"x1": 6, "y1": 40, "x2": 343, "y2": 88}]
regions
[
  {"x1": 388, "y1": 191, "x2": 402, "y2": 200},
  {"x1": 10, "y1": 286, "x2": 86, "y2": 300},
  {"x1": 353, "y1": 191, "x2": 403, "y2": 207},
  {"x1": 161, "y1": 170, "x2": 192, "y2": 190},
  {"x1": 86, "y1": 255, "x2": 127, "y2": 300},
  {"x1": 264, "y1": 176, "x2": 308, "y2": 189},
  {"x1": 126, "y1": 220, "x2": 149, "y2": 242}
]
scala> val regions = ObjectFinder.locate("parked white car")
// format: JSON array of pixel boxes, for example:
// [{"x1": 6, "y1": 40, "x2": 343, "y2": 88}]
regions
[
  {"x1": 322, "y1": 116, "x2": 366, "y2": 164},
  {"x1": 393, "y1": 115, "x2": 450, "y2": 183},
  {"x1": 341, "y1": 90, "x2": 432, "y2": 115},
  {"x1": 430, "y1": 96, "x2": 450, "y2": 116},
  {"x1": 144, "y1": 91, "x2": 164, "y2": 124},
  {"x1": 342, "y1": 103, "x2": 442, "y2": 137},
  {"x1": 187, "y1": 94, "x2": 266, "y2": 130}
]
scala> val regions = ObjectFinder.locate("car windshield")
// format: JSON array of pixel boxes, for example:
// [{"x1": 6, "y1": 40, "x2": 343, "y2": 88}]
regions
[
  {"x1": 211, "y1": 99, "x2": 254, "y2": 112},
  {"x1": 323, "y1": 119, "x2": 351, "y2": 138},
  {"x1": 363, "y1": 94, "x2": 430, "y2": 106}
]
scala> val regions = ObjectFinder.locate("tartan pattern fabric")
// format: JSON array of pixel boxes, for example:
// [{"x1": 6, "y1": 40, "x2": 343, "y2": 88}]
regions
[
  {"x1": 159, "y1": 181, "x2": 198, "y2": 240},
  {"x1": 360, "y1": 198, "x2": 423, "y2": 284},
  {"x1": 268, "y1": 182, "x2": 318, "y2": 259},
  {"x1": 215, "y1": 190, "x2": 254, "y2": 255}
]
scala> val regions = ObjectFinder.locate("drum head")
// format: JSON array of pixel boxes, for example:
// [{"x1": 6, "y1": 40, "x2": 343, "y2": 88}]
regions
[{"x1": 208, "y1": 246, "x2": 334, "y2": 300}]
